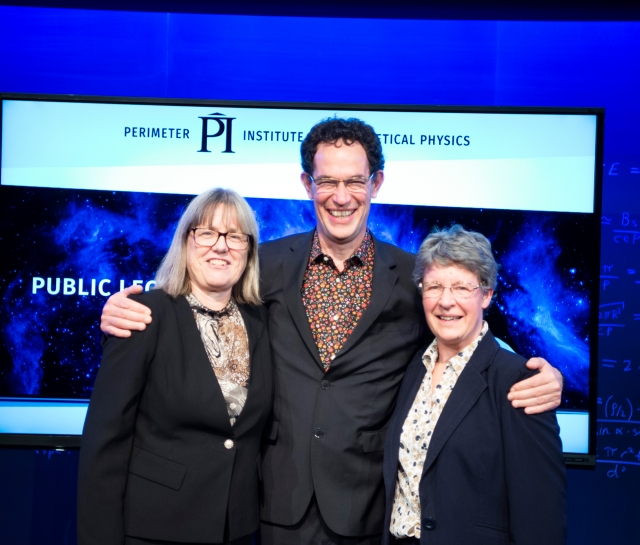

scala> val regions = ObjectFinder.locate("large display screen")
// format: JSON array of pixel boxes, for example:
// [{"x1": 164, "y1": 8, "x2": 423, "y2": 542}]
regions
[{"x1": 0, "y1": 95, "x2": 601, "y2": 463}]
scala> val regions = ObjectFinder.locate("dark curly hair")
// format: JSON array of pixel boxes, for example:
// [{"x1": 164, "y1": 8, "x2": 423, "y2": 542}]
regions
[{"x1": 300, "y1": 117, "x2": 385, "y2": 175}]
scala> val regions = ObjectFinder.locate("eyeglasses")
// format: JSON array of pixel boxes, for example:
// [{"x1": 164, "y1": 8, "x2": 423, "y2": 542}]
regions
[
  {"x1": 190, "y1": 228, "x2": 251, "y2": 250},
  {"x1": 308, "y1": 173, "x2": 374, "y2": 194},
  {"x1": 419, "y1": 282, "x2": 482, "y2": 299}
]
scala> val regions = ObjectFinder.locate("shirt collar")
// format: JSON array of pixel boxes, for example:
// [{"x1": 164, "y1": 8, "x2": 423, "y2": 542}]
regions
[
  {"x1": 186, "y1": 293, "x2": 237, "y2": 318},
  {"x1": 309, "y1": 229, "x2": 374, "y2": 266},
  {"x1": 422, "y1": 321, "x2": 489, "y2": 376}
]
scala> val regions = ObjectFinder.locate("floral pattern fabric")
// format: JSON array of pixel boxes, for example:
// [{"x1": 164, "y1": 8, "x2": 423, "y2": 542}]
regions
[
  {"x1": 186, "y1": 293, "x2": 250, "y2": 426},
  {"x1": 390, "y1": 321, "x2": 489, "y2": 539},
  {"x1": 301, "y1": 230, "x2": 374, "y2": 371}
]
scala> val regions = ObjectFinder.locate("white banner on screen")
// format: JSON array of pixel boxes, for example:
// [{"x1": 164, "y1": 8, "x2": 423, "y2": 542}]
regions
[{"x1": 1, "y1": 100, "x2": 597, "y2": 213}]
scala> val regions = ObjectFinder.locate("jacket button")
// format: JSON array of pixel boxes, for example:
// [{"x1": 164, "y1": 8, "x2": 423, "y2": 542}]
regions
[
  {"x1": 423, "y1": 517, "x2": 436, "y2": 531},
  {"x1": 314, "y1": 428, "x2": 324, "y2": 438},
  {"x1": 224, "y1": 439, "x2": 234, "y2": 449},
  {"x1": 321, "y1": 380, "x2": 330, "y2": 390}
]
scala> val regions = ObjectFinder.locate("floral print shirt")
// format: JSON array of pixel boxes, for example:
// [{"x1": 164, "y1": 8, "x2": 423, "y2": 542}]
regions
[
  {"x1": 301, "y1": 230, "x2": 374, "y2": 371},
  {"x1": 390, "y1": 321, "x2": 489, "y2": 538}
]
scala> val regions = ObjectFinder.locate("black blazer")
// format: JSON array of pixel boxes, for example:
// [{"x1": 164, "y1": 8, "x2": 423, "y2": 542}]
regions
[
  {"x1": 78, "y1": 290, "x2": 272, "y2": 544},
  {"x1": 382, "y1": 330, "x2": 566, "y2": 545},
  {"x1": 258, "y1": 231, "x2": 427, "y2": 537}
]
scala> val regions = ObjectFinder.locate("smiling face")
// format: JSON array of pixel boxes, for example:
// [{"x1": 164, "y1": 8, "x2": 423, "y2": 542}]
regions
[
  {"x1": 301, "y1": 140, "x2": 384, "y2": 250},
  {"x1": 186, "y1": 205, "x2": 249, "y2": 309},
  {"x1": 422, "y1": 263, "x2": 493, "y2": 362}
]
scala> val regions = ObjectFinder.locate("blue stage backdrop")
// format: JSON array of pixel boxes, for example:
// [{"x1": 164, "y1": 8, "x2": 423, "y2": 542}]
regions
[{"x1": 0, "y1": 6, "x2": 639, "y2": 545}]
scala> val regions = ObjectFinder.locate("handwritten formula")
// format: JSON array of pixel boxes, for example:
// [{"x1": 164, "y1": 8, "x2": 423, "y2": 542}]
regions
[{"x1": 597, "y1": 163, "x2": 640, "y2": 478}]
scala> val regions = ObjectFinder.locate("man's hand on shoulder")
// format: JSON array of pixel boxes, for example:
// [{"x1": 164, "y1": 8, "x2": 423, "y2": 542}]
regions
[
  {"x1": 507, "y1": 358, "x2": 563, "y2": 415},
  {"x1": 100, "y1": 285, "x2": 152, "y2": 338}
]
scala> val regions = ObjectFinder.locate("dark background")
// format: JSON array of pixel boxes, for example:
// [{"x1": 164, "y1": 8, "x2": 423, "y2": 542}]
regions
[{"x1": 0, "y1": 1, "x2": 638, "y2": 543}]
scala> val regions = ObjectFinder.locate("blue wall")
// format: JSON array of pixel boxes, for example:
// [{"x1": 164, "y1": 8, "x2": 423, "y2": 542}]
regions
[{"x1": 1, "y1": 6, "x2": 639, "y2": 544}]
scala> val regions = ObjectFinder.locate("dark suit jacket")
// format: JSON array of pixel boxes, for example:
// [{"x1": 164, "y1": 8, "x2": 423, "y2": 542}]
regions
[
  {"x1": 382, "y1": 330, "x2": 566, "y2": 545},
  {"x1": 258, "y1": 231, "x2": 427, "y2": 537},
  {"x1": 78, "y1": 290, "x2": 272, "y2": 544}
]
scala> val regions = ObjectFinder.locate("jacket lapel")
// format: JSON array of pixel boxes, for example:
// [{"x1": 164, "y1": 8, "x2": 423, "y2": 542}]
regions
[
  {"x1": 232, "y1": 304, "x2": 265, "y2": 433},
  {"x1": 391, "y1": 353, "x2": 428, "y2": 449},
  {"x1": 422, "y1": 331, "x2": 499, "y2": 474},
  {"x1": 282, "y1": 231, "x2": 323, "y2": 367},
  {"x1": 384, "y1": 350, "x2": 427, "y2": 490},
  {"x1": 175, "y1": 295, "x2": 233, "y2": 434},
  {"x1": 337, "y1": 236, "x2": 398, "y2": 357}
]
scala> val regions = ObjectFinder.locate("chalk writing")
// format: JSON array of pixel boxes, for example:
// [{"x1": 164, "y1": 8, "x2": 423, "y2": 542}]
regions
[
  {"x1": 604, "y1": 464, "x2": 627, "y2": 478},
  {"x1": 612, "y1": 230, "x2": 640, "y2": 244},
  {"x1": 597, "y1": 394, "x2": 640, "y2": 477},
  {"x1": 598, "y1": 302, "x2": 624, "y2": 320},
  {"x1": 621, "y1": 212, "x2": 638, "y2": 228},
  {"x1": 598, "y1": 301, "x2": 628, "y2": 336},
  {"x1": 599, "y1": 359, "x2": 638, "y2": 372},
  {"x1": 596, "y1": 161, "x2": 640, "y2": 483},
  {"x1": 599, "y1": 324, "x2": 625, "y2": 336},
  {"x1": 603, "y1": 395, "x2": 633, "y2": 420}
]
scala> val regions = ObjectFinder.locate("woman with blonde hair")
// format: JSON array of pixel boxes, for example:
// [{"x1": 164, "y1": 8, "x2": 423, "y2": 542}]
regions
[{"x1": 78, "y1": 188, "x2": 272, "y2": 545}]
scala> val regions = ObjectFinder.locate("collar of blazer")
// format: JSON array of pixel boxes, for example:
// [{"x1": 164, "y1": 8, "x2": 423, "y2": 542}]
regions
[
  {"x1": 422, "y1": 330, "x2": 500, "y2": 474},
  {"x1": 282, "y1": 229, "x2": 400, "y2": 371},
  {"x1": 387, "y1": 330, "x2": 502, "y2": 478}
]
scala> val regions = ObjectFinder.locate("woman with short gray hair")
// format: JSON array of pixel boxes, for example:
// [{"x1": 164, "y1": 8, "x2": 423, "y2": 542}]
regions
[
  {"x1": 78, "y1": 188, "x2": 272, "y2": 545},
  {"x1": 413, "y1": 223, "x2": 497, "y2": 293},
  {"x1": 383, "y1": 224, "x2": 566, "y2": 545}
]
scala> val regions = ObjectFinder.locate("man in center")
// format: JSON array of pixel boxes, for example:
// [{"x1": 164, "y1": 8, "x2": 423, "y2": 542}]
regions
[
  {"x1": 258, "y1": 120, "x2": 426, "y2": 543},
  {"x1": 100, "y1": 117, "x2": 563, "y2": 545}
]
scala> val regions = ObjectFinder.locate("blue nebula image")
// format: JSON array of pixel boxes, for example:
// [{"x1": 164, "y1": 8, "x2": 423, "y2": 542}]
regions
[
  {"x1": 2, "y1": 281, "x2": 48, "y2": 394},
  {"x1": 247, "y1": 198, "x2": 316, "y2": 242},
  {"x1": 1, "y1": 189, "x2": 188, "y2": 397},
  {"x1": 368, "y1": 203, "x2": 427, "y2": 254},
  {"x1": 248, "y1": 198, "x2": 427, "y2": 253},
  {"x1": 499, "y1": 218, "x2": 590, "y2": 394},
  {"x1": 0, "y1": 188, "x2": 591, "y2": 407},
  {"x1": 52, "y1": 194, "x2": 178, "y2": 281}
]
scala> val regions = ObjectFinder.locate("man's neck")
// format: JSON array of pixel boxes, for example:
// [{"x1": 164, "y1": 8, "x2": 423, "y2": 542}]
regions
[{"x1": 316, "y1": 229, "x2": 367, "y2": 273}]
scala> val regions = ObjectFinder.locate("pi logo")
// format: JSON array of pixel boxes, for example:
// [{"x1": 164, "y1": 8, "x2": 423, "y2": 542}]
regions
[{"x1": 198, "y1": 112, "x2": 235, "y2": 153}]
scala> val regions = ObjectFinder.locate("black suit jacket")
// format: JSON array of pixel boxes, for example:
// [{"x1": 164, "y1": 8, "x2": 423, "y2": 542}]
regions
[
  {"x1": 259, "y1": 231, "x2": 427, "y2": 537},
  {"x1": 382, "y1": 330, "x2": 566, "y2": 545},
  {"x1": 78, "y1": 290, "x2": 272, "y2": 544}
]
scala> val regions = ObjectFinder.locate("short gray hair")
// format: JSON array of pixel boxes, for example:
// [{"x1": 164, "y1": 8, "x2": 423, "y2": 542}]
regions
[
  {"x1": 155, "y1": 188, "x2": 261, "y2": 305},
  {"x1": 414, "y1": 224, "x2": 498, "y2": 293}
]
